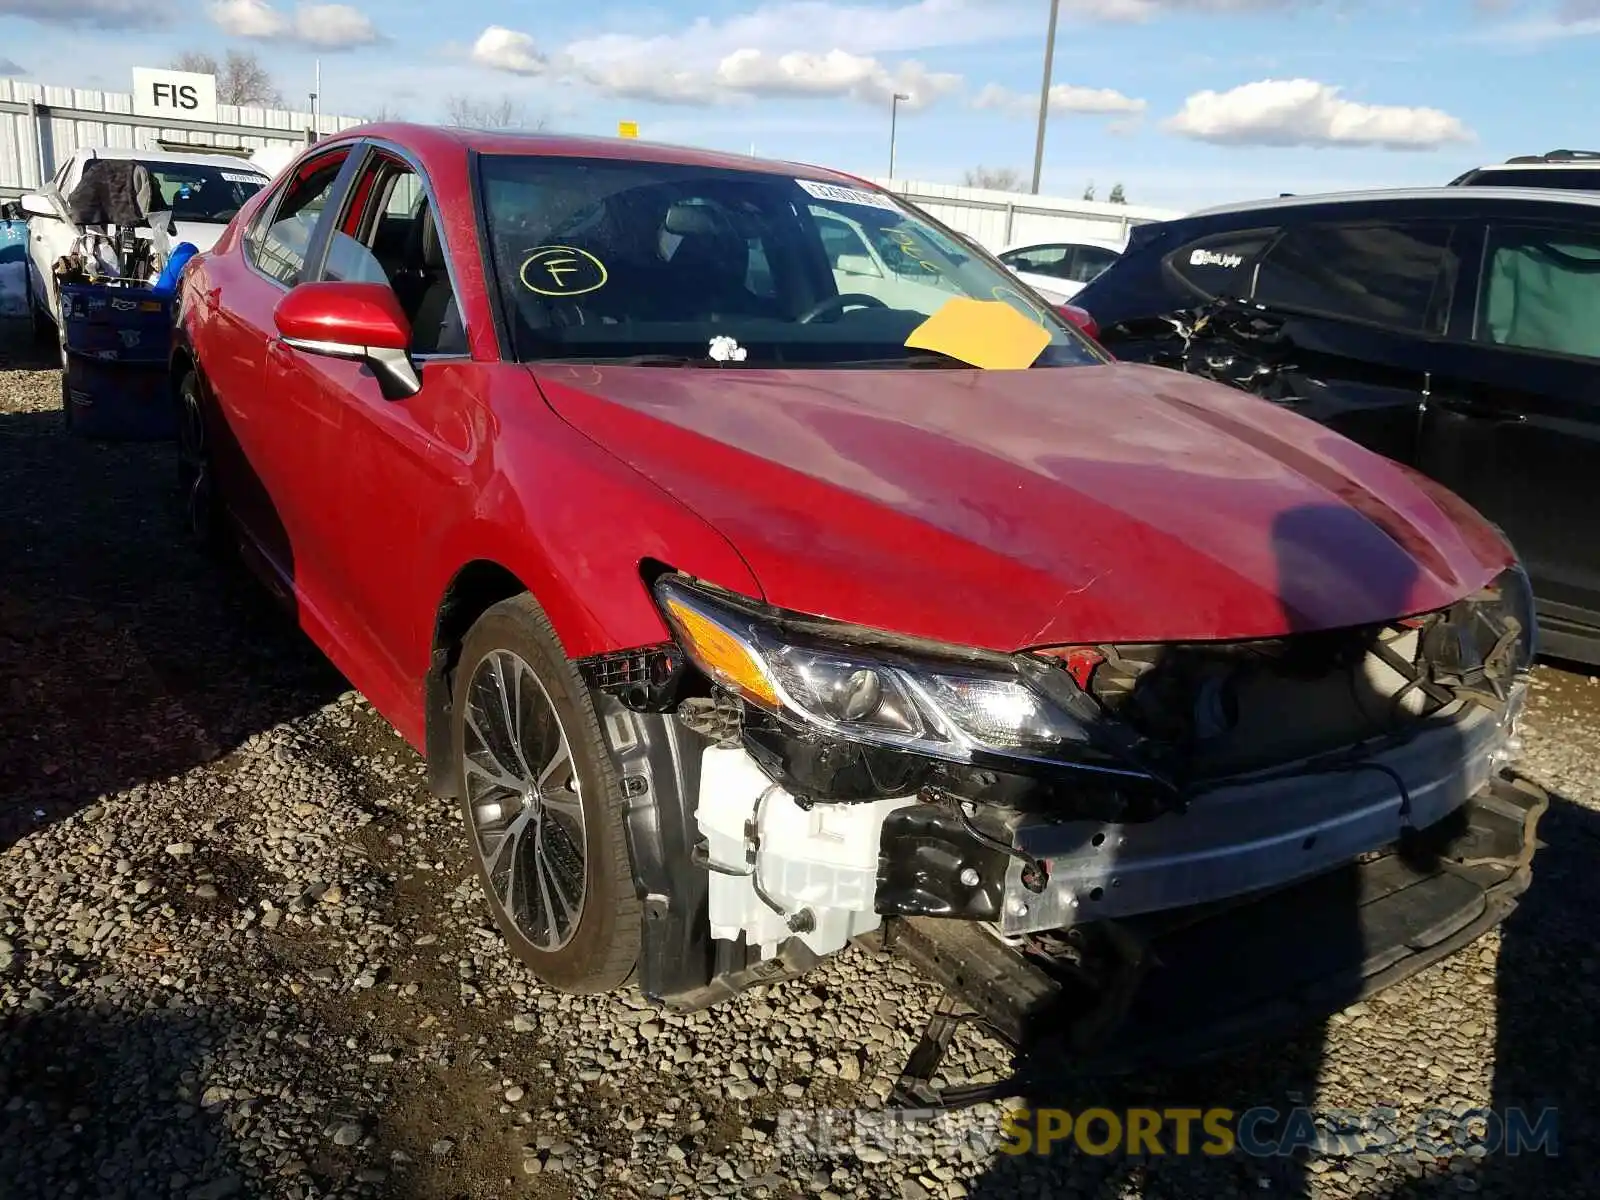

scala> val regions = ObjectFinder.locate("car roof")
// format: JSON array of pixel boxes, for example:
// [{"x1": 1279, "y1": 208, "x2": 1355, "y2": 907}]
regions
[
  {"x1": 1000, "y1": 239, "x2": 1125, "y2": 254},
  {"x1": 1188, "y1": 185, "x2": 1600, "y2": 219},
  {"x1": 70, "y1": 146, "x2": 264, "y2": 172},
  {"x1": 335, "y1": 121, "x2": 884, "y2": 190},
  {"x1": 1464, "y1": 161, "x2": 1600, "y2": 173}
]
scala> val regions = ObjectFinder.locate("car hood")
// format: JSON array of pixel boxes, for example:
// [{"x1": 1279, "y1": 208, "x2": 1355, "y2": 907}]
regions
[{"x1": 533, "y1": 361, "x2": 1511, "y2": 651}]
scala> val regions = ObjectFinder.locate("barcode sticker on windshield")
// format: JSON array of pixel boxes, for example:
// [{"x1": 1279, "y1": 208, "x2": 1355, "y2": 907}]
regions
[
  {"x1": 795, "y1": 179, "x2": 901, "y2": 212},
  {"x1": 222, "y1": 171, "x2": 265, "y2": 184}
]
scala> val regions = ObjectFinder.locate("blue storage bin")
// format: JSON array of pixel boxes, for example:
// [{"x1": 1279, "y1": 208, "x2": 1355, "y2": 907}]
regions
[
  {"x1": 59, "y1": 281, "x2": 176, "y2": 440},
  {"x1": 58, "y1": 281, "x2": 176, "y2": 441},
  {"x1": 60, "y1": 282, "x2": 172, "y2": 364},
  {"x1": 62, "y1": 355, "x2": 175, "y2": 440}
]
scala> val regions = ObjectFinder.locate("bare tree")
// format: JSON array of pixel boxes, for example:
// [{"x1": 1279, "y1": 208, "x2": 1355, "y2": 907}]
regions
[
  {"x1": 362, "y1": 103, "x2": 408, "y2": 123},
  {"x1": 171, "y1": 50, "x2": 282, "y2": 107},
  {"x1": 1108, "y1": 182, "x2": 1127, "y2": 204},
  {"x1": 961, "y1": 166, "x2": 1024, "y2": 192},
  {"x1": 444, "y1": 95, "x2": 544, "y2": 131}
]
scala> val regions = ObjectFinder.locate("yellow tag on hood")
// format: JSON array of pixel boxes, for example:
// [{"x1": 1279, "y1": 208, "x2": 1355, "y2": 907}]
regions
[{"x1": 904, "y1": 297, "x2": 1052, "y2": 370}]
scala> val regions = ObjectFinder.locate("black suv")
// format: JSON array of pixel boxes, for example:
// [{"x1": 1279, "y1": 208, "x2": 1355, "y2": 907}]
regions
[{"x1": 1074, "y1": 186, "x2": 1600, "y2": 663}]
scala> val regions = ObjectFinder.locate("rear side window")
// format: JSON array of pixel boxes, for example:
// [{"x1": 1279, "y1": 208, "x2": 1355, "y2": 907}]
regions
[
  {"x1": 1166, "y1": 227, "x2": 1277, "y2": 300},
  {"x1": 1253, "y1": 222, "x2": 1458, "y2": 334},
  {"x1": 245, "y1": 152, "x2": 347, "y2": 287},
  {"x1": 1479, "y1": 224, "x2": 1600, "y2": 360}
]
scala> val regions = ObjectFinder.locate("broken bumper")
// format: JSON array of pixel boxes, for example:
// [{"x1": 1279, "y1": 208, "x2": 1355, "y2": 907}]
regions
[
  {"x1": 885, "y1": 771, "x2": 1545, "y2": 1093},
  {"x1": 998, "y1": 701, "x2": 1508, "y2": 933}
]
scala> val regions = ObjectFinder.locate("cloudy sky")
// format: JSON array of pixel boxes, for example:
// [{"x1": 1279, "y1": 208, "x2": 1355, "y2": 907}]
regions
[{"x1": 0, "y1": 0, "x2": 1594, "y2": 209}]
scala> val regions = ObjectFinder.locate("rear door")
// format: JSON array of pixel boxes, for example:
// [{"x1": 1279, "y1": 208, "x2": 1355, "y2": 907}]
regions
[{"x1": 1417, "y1": 205, "x2": 1600, "y2": 651}]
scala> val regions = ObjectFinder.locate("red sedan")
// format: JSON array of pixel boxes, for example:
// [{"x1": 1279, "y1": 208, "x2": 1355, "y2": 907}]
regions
[{"x1": 174, "y1": 124, "x2": 1542, "y2": 1097}]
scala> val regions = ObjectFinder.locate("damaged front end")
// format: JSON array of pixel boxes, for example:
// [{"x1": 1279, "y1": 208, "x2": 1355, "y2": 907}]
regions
[{"x1": 580, "y1": 568, "x2": 1543, "y2": 1100}]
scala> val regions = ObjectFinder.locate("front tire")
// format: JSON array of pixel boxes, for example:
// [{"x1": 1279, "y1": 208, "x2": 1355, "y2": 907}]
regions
[{"x1": 452, "y1": 595, "x2": 640, "y2": 993}]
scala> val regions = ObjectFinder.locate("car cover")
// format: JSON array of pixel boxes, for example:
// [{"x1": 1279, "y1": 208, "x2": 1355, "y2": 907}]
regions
[{"x1": 67, "y1": 159, "x2": 167, "y2": 229}]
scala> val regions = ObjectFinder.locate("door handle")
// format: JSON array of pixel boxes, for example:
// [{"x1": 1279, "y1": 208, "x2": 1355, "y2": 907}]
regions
[{"x1": 1430, "y1": 395, "x2": 1525, "y2": 423}]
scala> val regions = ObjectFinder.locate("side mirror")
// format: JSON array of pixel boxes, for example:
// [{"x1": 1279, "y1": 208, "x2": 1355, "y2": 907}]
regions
[
  {"x1": 19, "y1": 192, "x2": 57, "y2": 219},
  {"x1": 273, "y1": 281, "x2": 419, "y2": 398}
]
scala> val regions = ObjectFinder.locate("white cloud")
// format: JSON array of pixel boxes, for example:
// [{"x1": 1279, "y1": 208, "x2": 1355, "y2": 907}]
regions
[
  {"x1": 1463, "y1": 0, "x2": 1600, "y2": 44},
  {"x1": 973, "y1": 81, "x2": 1146, "y2": 117},
  {"x1": 1475, "y1": 12, "x2": 1600, "y2": 43},
  {"x1": 1163, "y1": 79, "x2": 1474, "y2": 149},
  {"x1": 469, "y1": 21, "x2": 963, "y2": 109},
  {"x1": 563, "y1": 0, "x2": 1015, "y2": 65},
  {"x1": 715, "y1": 49, "x2": 960, "y2": 107},
  {"x1": 471, "y1": 26, "x2": 547, "y2": 75},
  {"x1": 0, "y1": 0, "x2": 172, "y2": 28},
  {"x1": 1048, "y1": 0, "x2": 1310, "y2": 19},
  {"x1": 293, "y1": 3, "x2": 377, "y2": 47},
  {"x1": 208, "y1": 0, "x2": 379, "y2": 49},
  {"x1": 210, "y1": 0, "x2": 283, "y2": 36},
  {"x1": 584, "y1": 61, "x2": 723, "y2": 106}
]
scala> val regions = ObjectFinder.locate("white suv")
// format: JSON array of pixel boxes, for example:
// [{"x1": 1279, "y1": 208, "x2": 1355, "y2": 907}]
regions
[
  {"x1": 18, "y1": 146, "x2": 268, "y2": 339},
  {"x1": 1449, "y1": 149, "x2": 1600, "y2": 191}
]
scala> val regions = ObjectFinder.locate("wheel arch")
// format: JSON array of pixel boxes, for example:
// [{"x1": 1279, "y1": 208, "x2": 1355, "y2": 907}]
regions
[{"x1": 425, "y1": 559, "x2": 537, "y2": 796}]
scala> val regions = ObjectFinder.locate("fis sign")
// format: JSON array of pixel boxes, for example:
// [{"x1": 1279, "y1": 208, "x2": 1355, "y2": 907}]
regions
[{"x1": 132, "y1": 68, "x2": 219, "y2": 123}]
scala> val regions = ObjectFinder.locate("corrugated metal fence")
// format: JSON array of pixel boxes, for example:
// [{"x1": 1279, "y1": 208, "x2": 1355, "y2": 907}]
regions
[
  {"x1": 873, "y1": 178, "x2": 1183, "y2": 252},
  {"x1": 0, "y1": 76, "x2": 362, "y2": 198}
]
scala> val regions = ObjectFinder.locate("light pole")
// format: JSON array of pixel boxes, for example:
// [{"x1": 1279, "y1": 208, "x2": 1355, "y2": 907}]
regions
[
  {"x1": 889, "y1": 92, "x2": 910, "y2": 180},
  {"x1": 1030, "y1": 0, "x2": 1061, "y2": 194}
]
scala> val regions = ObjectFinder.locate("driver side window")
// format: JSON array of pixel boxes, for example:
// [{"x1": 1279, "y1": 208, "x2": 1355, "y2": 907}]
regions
[{"x1": 327, "y1": 154, "x2": 467, "y2": 357}]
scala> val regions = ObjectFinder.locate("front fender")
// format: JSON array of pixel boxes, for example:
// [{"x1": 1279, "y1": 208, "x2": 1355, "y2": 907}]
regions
[{"x1": 416, "y1": 411, "x2": 763, "y2": 668}]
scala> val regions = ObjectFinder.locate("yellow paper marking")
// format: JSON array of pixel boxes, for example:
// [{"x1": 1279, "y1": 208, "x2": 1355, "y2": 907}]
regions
[{"x1": 904, "y1": 297, "x2": 1052, "y2": 370}]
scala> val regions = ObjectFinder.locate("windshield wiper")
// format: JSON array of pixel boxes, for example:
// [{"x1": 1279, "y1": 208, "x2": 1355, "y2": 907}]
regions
[
  {"x1": 536, "y1": 353, "x2": 727, "y2": 367},
  {"x1": 830, "y1": 350, "x2": 975, "y2": 369}
]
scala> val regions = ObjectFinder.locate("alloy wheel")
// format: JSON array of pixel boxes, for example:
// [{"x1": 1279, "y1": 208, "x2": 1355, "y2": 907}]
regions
[{"x1": 463, "y1": 649, "x2": 588, "y2": 952}]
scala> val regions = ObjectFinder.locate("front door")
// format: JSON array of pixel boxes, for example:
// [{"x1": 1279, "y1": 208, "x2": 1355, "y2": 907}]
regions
[
  {"x1": 269, "y1": 147, "x2": 480, "y2": 710},
  {"x1": 1239, "y1": 218, "x2": 1461, "y2": 465}
]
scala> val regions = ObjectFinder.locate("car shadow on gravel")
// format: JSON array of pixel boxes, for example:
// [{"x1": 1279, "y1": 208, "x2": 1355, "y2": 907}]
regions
[
  {"x1": 0, "y1": 403, "x2": 347, "y2": 852},
  {"x1": 0, "y1": 1003, "x2": 249, "y2": 1199}
]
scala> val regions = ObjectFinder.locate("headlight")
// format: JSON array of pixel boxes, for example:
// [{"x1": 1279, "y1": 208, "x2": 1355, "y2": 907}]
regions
[{"x1": 654, "y1": 577, "x2": 1114, "y2": 771}]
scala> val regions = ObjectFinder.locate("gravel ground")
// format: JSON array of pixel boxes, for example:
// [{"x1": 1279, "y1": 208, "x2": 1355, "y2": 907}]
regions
[{"x1": 2, "y1": 320, "x2": 1595, "y2": 1200}]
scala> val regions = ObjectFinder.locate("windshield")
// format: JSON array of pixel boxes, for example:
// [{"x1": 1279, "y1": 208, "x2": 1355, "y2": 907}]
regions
[
  {"x1": 478, "y1": 154, "x2": 1100, "y2": 368},
  {"x1": 140, "y1": 160, "x2": 267, "y2": 224}
]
